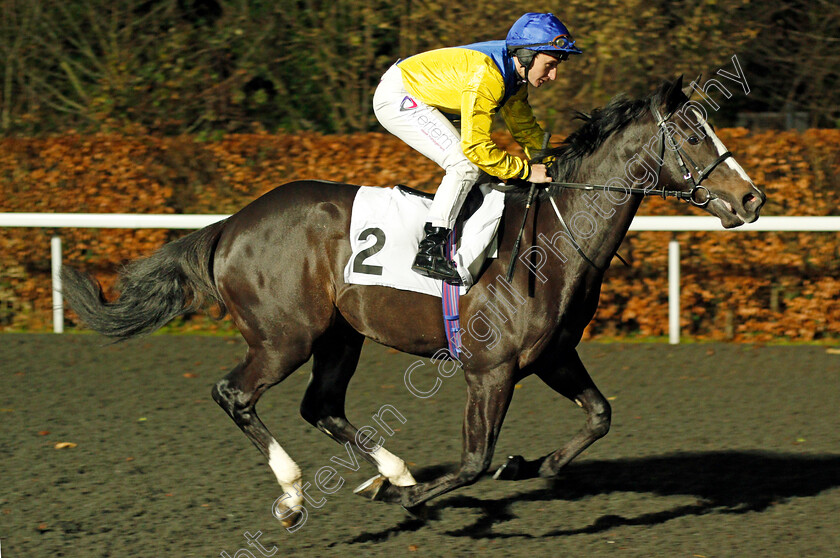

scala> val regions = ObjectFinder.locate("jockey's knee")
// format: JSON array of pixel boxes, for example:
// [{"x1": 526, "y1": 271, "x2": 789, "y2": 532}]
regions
[{"x1": 445, "y1": 159, "x2": 480, "y2": 186}]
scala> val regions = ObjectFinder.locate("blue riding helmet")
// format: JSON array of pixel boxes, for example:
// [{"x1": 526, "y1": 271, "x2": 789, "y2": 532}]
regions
[{"x1": 506, "y1": 12, "x2": 583, "y2": 57}]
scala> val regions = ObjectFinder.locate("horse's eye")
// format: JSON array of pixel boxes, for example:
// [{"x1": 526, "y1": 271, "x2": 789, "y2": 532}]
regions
[{"x1": 687, "y1": 135, "x2": 700, "y2": 145}]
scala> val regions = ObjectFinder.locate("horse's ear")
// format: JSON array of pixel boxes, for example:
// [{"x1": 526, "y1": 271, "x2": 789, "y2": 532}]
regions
[
  {"x1": 682, "y1": 73, "x2": 701, "y2": 100},
  {"x1": 670, "y1": 75, "x2": 684, "y2": 97},
  {"x1": 664, "y1": 74, "x2": 685, "y2": 114}
]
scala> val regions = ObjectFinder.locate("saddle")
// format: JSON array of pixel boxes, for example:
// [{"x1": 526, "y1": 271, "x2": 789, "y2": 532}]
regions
[
  {"x1": 394, "y1": 182, "x2": 488, "y2": 229},
  {"x1": 343, "y1": 181, "x2": 506, "y2": 297}
]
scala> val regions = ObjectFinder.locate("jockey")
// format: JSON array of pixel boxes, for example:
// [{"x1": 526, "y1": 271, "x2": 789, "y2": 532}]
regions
[{"x1": 373, "y1": 12, "x2": 582, "y2": 285}]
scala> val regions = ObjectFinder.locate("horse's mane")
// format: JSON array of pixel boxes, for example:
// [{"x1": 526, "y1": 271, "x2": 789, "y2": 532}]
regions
[
  {"x1": 548, "y1": 95, "x2": 649, "y2": 181},
  {"x1": 506, "y1": 79, "x2": 677, "y2": 204}
]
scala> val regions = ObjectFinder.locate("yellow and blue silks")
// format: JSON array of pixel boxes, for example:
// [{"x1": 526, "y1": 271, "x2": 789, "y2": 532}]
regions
[{"x1": 397, "y1": 40, "x2": 547, "y2": 180}]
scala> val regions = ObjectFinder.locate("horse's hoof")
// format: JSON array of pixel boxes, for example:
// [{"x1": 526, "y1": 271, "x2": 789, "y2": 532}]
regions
[
  {"x1": 280, "y1": 510, "x2": 304, "y2": 529},
  {"x1": 402, "y1": 502, "x2": 428, "y2": 521},
  {"x1": 273, "y1": 505, "x2": 304, "y2": 529},
  {"x1": 493, "y1": 454, "x2": 526, "y2": 481},
  {"x1": 354, "y1": 474, "x2": 391, "y2": 501}
]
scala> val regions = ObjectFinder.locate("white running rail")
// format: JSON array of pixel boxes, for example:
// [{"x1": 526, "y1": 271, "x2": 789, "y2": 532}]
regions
[{"x1": 2, "y1": 214, "x2": 839, "y2": 342}]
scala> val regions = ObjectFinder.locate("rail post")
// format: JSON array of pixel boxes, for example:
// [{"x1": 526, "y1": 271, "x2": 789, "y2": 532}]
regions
[
  {"x1": 51, "y1": 235, "x2": 63, "y2": 333},
  {"x1": 668, "y1": 238, "x2": 680, "y2": 344}
]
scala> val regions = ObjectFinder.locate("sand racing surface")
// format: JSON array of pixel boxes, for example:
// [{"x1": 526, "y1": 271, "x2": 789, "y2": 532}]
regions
[{"x1": 1, "y1": 334, "x2": 839, "y2": 557}]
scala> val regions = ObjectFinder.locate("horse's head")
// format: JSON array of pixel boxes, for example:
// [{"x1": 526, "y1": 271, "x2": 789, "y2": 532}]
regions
[{"x1": 652, "y1": 76, "x2": 766, "y2": 228}]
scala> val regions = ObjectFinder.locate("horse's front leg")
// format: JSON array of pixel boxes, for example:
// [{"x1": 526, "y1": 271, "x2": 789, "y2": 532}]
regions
[
  {"x1": 494, "y1": 348, "x2": 611, "y2": 481},
  {"x1": 356, "y1": 363, "x2": 516, "y2": 509}
]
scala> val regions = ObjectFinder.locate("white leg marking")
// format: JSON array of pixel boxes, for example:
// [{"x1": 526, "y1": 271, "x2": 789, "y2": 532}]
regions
[
  {"x1": 371, "y1": 446, "x2": 416, "y2": 486},
  {"x1": 693, "y1": 109, "x2": 757, "y2": 188},
  {"x1": 268, "y1": 440, "x2": 303, "y2": 507}
]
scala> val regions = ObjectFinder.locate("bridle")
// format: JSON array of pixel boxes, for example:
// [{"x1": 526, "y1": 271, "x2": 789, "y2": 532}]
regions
[
  {"x1": 544, "y1": 99, "x2": 734, "y2": 206},
  {"x1": 536, "y1": 98, "x2": 735, "y2": 272},
  {"x1": 648, "y1": 102, "x2": 734, "y2": 206}
]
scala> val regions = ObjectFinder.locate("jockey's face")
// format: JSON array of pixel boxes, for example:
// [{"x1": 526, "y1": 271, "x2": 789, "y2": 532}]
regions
[{"x1": 525, "y1": 53, "x2": 560, "y2": 88}]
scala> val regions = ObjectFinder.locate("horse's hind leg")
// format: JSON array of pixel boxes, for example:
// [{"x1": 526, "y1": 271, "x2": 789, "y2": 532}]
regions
[
  {"x1": 494, "y1": 348, "x2": 611, "y2": 481},
  {"x1": 212, "y1": 342, "x2": 311, "y2": 526},
  {"x1": 300, "y1": 320, "x2": 417, "y2": 488}
]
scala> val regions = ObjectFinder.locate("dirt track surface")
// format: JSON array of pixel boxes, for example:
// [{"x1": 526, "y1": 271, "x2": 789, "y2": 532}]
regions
[{"x1": 1, "y1": 334, "x2": 839, "y2": 557}]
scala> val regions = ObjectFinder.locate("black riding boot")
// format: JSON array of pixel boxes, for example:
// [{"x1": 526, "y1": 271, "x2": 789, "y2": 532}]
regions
[{"x1": 412, "y1": 223, "x2": 462, "y2": 285}]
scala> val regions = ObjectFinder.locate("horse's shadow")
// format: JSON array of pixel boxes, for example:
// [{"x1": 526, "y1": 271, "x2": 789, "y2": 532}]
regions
[{"x1": 346, "y1": 451, "x2": 840, "y2": 542}]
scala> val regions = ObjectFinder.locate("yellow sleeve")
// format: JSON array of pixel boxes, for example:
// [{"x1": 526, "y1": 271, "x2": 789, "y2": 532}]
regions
[
  {"x1": 459, "y1": 62, "x2": 530, "y2": 181},
  {"x1": 500, "y1": 86, "x2": 546, "y2": 159}
]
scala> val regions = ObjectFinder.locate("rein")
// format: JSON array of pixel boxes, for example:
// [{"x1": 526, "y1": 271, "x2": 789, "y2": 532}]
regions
[{"x1": 544, "y1": 179, "x2": 696, "y2": 202}]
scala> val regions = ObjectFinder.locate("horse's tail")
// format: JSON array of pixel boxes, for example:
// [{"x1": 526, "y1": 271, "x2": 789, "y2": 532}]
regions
[{"x1": 61, "y1": 218, "x2": 229, "y2": 340}]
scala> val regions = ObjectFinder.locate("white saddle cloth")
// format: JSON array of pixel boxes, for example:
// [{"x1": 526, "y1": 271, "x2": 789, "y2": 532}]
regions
[{"x1": 343, "y1": 184, "x2": 505, "y2": 297}]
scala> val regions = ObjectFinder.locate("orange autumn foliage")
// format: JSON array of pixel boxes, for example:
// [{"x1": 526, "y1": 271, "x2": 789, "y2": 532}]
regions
[{"x1": 1, "y1": 129, "x2": 838, "y2": 341}]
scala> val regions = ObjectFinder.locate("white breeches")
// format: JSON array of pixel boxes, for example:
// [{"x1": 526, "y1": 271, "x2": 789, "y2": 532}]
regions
[{"x1": 373, "y1": 64, "x2": 480, "y2": 229}]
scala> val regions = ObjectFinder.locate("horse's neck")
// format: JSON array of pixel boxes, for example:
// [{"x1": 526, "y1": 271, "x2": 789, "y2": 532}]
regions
[{"x1": 554, "y1": 133, "x2": 644, "y2": 272}]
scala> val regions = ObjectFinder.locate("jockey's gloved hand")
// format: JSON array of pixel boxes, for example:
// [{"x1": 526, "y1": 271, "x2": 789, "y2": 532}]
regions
[
  {"x1": 530, "y1": 149, "x2": 556, "y2": 173},
  {"x1": 528, "y1": 163, "x2": 552, "y2": 183}
]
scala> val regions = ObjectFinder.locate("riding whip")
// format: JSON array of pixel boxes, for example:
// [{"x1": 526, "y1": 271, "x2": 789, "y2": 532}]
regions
[{"x1": 506, "y1": 132, "x2": 550, "y2": 282}]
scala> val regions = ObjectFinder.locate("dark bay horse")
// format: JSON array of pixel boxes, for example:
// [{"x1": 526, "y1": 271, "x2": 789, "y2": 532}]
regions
[{"x1": 62, "y1": 76, "x2": 765, "y2": 525}]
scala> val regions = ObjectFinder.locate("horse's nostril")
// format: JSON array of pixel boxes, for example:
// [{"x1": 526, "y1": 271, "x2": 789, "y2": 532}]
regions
[{"x1": 743, "y1": 192, "x2": 757, "y2": 211}]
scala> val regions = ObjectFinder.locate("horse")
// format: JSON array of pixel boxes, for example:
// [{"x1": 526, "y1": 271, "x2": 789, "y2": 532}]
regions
[{"x1": 61, "y1": 76, "x2": 766, "y2": 526}]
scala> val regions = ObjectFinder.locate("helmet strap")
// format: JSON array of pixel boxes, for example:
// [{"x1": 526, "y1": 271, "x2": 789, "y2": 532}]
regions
[{"x1": 514, "y1": 49, "x2": 537, "y2": 86}]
